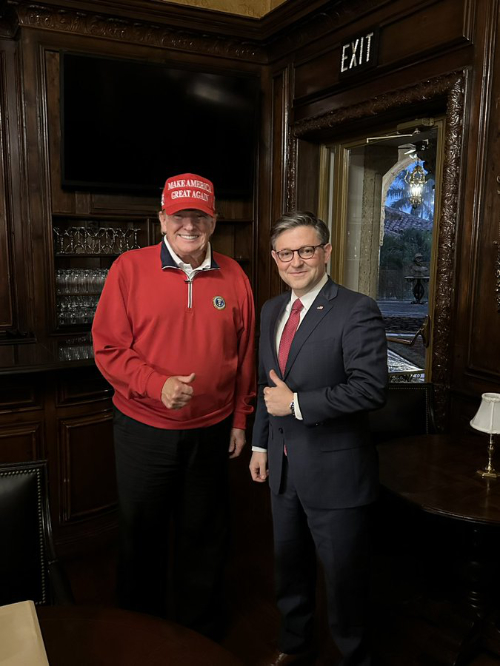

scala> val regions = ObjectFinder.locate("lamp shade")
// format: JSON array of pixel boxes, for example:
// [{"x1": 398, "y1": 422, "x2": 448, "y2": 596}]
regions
[{"x1": 470, "y1": 393, "x2": 500, "y2": 435}]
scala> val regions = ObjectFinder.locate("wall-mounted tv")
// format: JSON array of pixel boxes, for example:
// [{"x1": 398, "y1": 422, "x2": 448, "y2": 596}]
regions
[{"x1": 60, "y1": 52, "x2": 259, "y2": 199}]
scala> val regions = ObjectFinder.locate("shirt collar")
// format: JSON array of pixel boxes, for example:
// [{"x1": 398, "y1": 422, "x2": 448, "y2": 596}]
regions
[{"x1": 162, "y1": 236, "x2": 214, "y2": 271}]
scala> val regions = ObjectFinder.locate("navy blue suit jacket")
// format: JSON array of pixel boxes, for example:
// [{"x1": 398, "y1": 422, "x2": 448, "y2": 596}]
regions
[{"x1": 252, "y1": 278, "x2": 388, "y2": 509}]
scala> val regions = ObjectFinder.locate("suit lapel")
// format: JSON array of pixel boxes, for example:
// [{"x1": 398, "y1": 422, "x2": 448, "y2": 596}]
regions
[
  {"x1": 283, "y1": 279, "x2": 339, "y2": 378},
  {"x1": 267, "y1": 295, "x2": 288, "y2": 373}
]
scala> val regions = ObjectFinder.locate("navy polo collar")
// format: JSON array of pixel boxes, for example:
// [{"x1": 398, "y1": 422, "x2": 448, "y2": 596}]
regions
[{"x1": 160, "y1": 240, "x2": 220, "y2": 270}]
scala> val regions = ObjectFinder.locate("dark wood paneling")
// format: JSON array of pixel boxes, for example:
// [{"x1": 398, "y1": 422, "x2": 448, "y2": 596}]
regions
[
  {"x1": 295, "y1": 139, "x2": 321, "y2": 211},
  {"x1": 448, "y1": 391, "x2": 481, "y2": 436},
  {"x1": 46, "y1": 50, "x2": 74, "y2": 215},
  {"x1": 465, "y1": 0, "x2": 500, "y2": 381},
  {"x1": 379, "y1": 0, "x2": 468, "y2": 67},
  {"x1": 0, "y1": 421, "x2": 44, "y2": 461},
  {"x1": 292, "y1": 0, "x2": 469, "y2": 102},
  {"x1": 58, "y1": 410, "x2": 116, "y2": 523},
  {"x1": 0, "y1": 375, "x2": 43, "y2": 411},
  {"x1": 0, "y1": 51, "x2": 14, "y2": 330},
  {"x1": 292, "y1": 47, "x2": 474, "y2": 126},
  {"x1": 294, "y1": 50, "x2": 338, "y2": 102},
  {"x1": 0, "y1": 367, "x2": 118, "y2": 551},
  {"x1": 56, "y1": 367, "x2": 113, "y2": 406},
  {"x1": 0, "y1": 38, "x2": 35, "y2": 340},
  {"x1": 450, "y1": 0, "x2": 500, "y2": 416},
  {"x1": 255, "y1": 65, "x2": 287, "y2": 316}
]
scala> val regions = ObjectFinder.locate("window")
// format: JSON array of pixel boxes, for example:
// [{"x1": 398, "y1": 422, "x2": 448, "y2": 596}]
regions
[{"x1": 321, "y1": 118, "x2": 445, "y2": 381}]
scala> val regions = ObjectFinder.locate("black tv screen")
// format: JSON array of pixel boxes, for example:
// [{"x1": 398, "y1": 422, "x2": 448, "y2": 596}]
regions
[{"x1": 60, "y1": 52, "x2": 259, "y2": 198}]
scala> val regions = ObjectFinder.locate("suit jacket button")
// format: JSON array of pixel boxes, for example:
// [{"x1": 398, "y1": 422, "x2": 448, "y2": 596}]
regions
[{"x1": 278, "y1": 428, "x2": 284, "y2": 434}]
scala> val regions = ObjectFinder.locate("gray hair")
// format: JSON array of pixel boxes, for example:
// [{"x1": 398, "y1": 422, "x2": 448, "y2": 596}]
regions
[{"x1": 271, "y1": 211, "x2": 330, "y2": 249}]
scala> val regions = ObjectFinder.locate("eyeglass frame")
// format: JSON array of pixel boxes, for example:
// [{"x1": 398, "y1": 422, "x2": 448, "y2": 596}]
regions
[{"x1": 273, "y1": 243, "x2": 326, "y2": 263}]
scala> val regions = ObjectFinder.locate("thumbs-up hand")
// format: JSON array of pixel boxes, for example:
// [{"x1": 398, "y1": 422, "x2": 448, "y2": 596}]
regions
[
  {"x1": 263, "y1": 369, "x2": 294, "y2": 416},
  {"x1": 161, "y1": 373, "x2": 196, "y2": 410}
]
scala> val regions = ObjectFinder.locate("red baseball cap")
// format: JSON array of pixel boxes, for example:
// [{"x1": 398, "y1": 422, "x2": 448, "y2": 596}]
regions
[{"x1": 161, "y1": 173, "x2": 215, "y2": 217}]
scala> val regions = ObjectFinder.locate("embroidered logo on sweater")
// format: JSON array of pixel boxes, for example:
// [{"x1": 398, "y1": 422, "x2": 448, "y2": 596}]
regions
[{"x1": 213, "y1": 296, "x2": 226, "y2": 310}]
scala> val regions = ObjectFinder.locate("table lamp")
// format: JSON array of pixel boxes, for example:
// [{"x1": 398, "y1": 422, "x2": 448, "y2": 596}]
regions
[{"x1": 470, "y1": 392, "x2": 500, "y2": 479}]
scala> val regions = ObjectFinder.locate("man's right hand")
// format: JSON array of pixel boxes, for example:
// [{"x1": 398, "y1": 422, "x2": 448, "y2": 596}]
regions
[
  {"x1": 249, "y1": 451, "x2": 269, "y2": 482},
  {"x1": 161, "y1": 373, "x2": 195, "y2": 410}
]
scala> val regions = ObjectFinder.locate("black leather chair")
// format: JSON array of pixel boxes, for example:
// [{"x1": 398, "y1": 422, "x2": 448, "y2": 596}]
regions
[
  {"x1": 0, "y1": 459, "x2": 74, "y2": 606},
  {"x1": 369, "y1": 382, "x2": 435, "y2": 445}
]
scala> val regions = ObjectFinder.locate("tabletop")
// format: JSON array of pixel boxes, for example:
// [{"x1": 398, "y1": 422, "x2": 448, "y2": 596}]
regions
[
  {"x1": 377, "y1": 434, "x2": 500, "y2": 525},
  {"x1": 37, "y1": 605, "x2": 243, "y2": 666}
]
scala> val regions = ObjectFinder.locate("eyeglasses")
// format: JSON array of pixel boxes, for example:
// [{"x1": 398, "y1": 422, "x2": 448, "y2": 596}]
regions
[{"x1": 274, "y1": 244, "x2": 325, "y2": 262}]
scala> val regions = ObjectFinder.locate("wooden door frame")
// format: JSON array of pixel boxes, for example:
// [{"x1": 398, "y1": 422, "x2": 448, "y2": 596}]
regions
[{"x1": 286, "y1": 72, "x2": 467, "y2": 429}]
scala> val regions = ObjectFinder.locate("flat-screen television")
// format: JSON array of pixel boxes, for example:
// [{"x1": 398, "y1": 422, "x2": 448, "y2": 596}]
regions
[{"x1": 60, "y1": 52, "x2": 259, "y2": 198}]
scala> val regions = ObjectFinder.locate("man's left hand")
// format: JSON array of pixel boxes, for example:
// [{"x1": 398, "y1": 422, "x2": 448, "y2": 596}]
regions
[
  {"x1": 264, "y1": 369, "x2": 294, "y2": 416},
  {"x1": 228, "y1": 428, "x2": 246, "y2": 459}
]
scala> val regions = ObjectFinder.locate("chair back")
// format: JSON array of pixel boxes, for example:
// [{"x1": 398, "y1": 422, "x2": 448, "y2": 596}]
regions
[
  {"x1": 369, "y1": 382, "x2": 435, "y2": 445},
  {"x1": 0, "y1": 460, "x2": 73, "y2": 606}
]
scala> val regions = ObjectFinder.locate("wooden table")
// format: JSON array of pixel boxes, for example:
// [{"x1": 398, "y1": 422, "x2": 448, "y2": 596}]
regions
[
  {"x1": 378, "y1": 434, "x2": 500, "y2": 525},
  {"x1": 37, "y1": 606, "x2": 243, "y2": 666},
  {"x1": 377, "y1": 434, "x2": 500, "y2": 663}
]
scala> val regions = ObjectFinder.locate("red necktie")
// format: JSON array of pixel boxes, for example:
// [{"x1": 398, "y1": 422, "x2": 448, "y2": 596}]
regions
[{"x1": 278, "y1": 299, "x2": 303, "y2": 375}]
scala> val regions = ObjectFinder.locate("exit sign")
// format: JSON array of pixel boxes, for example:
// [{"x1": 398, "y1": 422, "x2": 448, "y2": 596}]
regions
[{"x1": 339, "y1": 28, "x2": 379, "y2": 78}]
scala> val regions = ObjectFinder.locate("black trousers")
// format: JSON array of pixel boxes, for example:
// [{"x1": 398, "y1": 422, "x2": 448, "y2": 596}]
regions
[
  {"x1": 271, "y1": 457, "x2": 373, "y2": 666},
  {"x1": 113, "y1": 408, "x2": 232, "y2": 639}
]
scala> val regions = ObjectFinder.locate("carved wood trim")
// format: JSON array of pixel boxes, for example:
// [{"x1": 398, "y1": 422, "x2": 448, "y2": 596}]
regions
[
  {"x1": 432, "y1": 74, "x2": 464, "y2": 427},
  {"x1": 286, "y1": 72, "x2": 466, "y2": 429},
  {"x1": 495, "y1": 240, "x2": 500, "y2": 312},
  {"x1": 496, "y1": 177, "x2": 500, "y2": 312},
  {"x1": 8, "y1": 1, "x2": 265, "y2": 62}
]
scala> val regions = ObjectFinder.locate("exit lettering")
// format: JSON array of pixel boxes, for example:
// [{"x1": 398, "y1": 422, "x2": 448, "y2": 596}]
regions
[{"x1": 339, "y1": 28, "x2": 379, "y2": 78}]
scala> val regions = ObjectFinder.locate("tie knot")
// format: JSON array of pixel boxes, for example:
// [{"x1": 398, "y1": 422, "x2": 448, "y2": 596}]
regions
[{"x1": 292, "y1": 299, "x2": 303, "y2": 313}]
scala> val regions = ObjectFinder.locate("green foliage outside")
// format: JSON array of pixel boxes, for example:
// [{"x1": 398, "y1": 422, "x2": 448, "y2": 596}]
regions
[{"x1": 380, "y1": 228, "x2": 432, "y2": 271}]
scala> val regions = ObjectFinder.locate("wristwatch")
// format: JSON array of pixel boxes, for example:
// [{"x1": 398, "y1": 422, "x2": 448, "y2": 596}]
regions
[{"x1": 289, "y1": 400, "x2": 295, "y2": 418}]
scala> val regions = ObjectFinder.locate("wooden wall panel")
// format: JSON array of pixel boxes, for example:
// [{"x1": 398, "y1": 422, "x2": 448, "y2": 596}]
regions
[
  {"x1": 0, "y1": 39, "x2": 35, "y2": 340},
  {"x1": 465, "y1": 1, "x2": 500, "y2": 381},
  {"x1": 0, "y1": 422, "x2": 44, "y2": 462},
  {"x1": 379, "y1": 0, "x2": 468, "y2": 67},
  {"x1": 0, "y1": 375, "x2": 43, "y2": 412},
  {"x1": 46, "y1": 50, "x2": 74, "y2": 216},
  {"x1": 294, "y1": 51, "x2": 337, "y2": 102},
  {"x1": 292, "y1": 0, "x2": 470, "y2": 103},
  {"x1": 449, "y1": 0, "x2": 500, "y2": 418},
  {"x1": 292, "y1": 47, "x2": 474, "y2": 125},
  {"x1": 0, "y1": 52, "x2": 14, "y2": 330},
  {"x1": 58, "y1": 411, "x2": 116, "y2": 524},
  {"x1": 56, "y1": 367, "x2": 113, "y2": 406},
  {"x1": 263, "y1": 67, "x2": 291, "y2": 306},
  {"x1": 295, "y1": 139, "x2": 320, "y2": 211}
]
